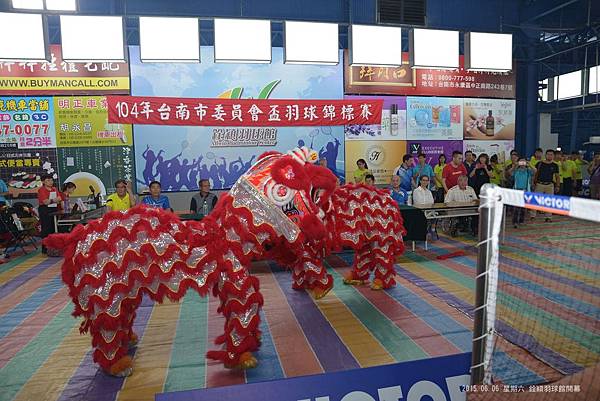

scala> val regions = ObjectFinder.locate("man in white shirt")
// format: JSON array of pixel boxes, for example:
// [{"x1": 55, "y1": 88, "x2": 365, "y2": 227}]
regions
[
  {"x1": 445, "y1": 175, "x2": 478, "y2": 203},
  {"x1": 412, "y1": 175, "x2": 435, "y2": 205},
  {"x1": 444, "y1": 175, "x2": 478, "y2": 236}
]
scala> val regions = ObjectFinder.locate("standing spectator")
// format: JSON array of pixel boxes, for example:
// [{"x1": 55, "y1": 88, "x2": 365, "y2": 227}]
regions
[
  {"x1": 106, "y1": 180, "x2": 137, "y2": 211},
  {"x1": 442, "y1": 151, "x2": 468, "y2": 193},
  {"x1": 394, "y1": 154, "x2": 414, "y2": 192},
  {"x1": 412, "y1": 153, "x2": 434, "y2": 190},
  {"x1": 142, "y1": 181, "x2": 172, "y2": 211},
  {"x1": 471, "y1": 153, "x2": 492, "y2": 195},
  {"x1": 37, "y1": 174, "x2": 60, "y2": 254},
  {"x1": 463, "y1": 151, "x2": 476, "y2": 187},
  {"x1": 0, "y1": 178, "x2": 9, "y2": 206},
  {"x1": 433, "y1": 154, "x2": 446, "y2": 202},
  {"x1": 489, "y1": 155, "x2": 503, "y2": 186},
  {"x1": 511, "y1": 158, "x2": 534, "y2": 228},
  {"x1": 412, "y1": 176, "x2": 435, "y2": 205},
  {"x1": 353, "y1": 159, "x2": 371, "y2": 184},
  {"x1": 59, "y1": 182, "x2": 76, "y2": 212},
  {"x1": 388, "y1": 175, "x2": 408, "y2": 206},
  {"x1": 571, "y1": 151, "x2": 587, "y2": 196},
  {"x1": 588, "y1": 152, "x2": 600, "y2": 200},
  {"x1": 557, "y1": 151, "x2": 576, "y2": 196},
  {"x1": 504, "y1": 151, "x2": 520, "y2": 188},
  {"x1": 533, "y1": 150, "x2": 560, "y2": 221},
  {"x1": 529, "y1": 148, "x2": 544, "y2": 169},
  {"x1": 190, "y1": 179, "x2": 219, "y2": 215}
]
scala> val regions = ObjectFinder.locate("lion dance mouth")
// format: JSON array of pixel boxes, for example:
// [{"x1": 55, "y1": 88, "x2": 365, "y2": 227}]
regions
[{"x1": 44, "y1": 147, "x2": 405, "y2": 377}]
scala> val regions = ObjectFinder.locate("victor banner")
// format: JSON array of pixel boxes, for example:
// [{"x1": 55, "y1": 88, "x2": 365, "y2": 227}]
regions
[{"x1": 107, "y1": 96, "x2": 383, "y2": 127}]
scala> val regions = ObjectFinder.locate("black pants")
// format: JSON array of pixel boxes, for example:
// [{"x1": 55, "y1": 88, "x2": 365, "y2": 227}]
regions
[
  {"x1": 561, "y1": 178, "x2": 573, "y2": 196},
  {"x1": 512, "y1": 207, "x2": 525, "y2": 225},
  {"x1": 38, "y1": 206, "x2": 55, "y2": 251}
]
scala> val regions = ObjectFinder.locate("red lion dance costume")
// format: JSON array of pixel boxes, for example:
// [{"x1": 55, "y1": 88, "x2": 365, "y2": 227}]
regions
[{"x1": 44, "y1": 147, "x2": 405, "y2": 377}]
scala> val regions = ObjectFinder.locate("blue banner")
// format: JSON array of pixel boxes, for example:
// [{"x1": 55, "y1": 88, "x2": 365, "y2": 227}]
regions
[
  {"x1": 523, "y1": 192, "x2": 571, "y2": 215},
  {"x1": 156, "y1": 353, "x2": 471, "y2": 401},
  {"x1": 129, "y1": 46, "x2": 345, "y2": 192}
]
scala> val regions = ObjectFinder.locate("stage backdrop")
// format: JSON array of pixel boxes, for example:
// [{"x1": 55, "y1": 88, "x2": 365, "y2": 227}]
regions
[
  {"x1": 344, "y1": 95, "x2": 406, "y2": 140},
  {"x1": 129, "y1": 46, "x2": 344, "y2": 192},
  {"x1": 463, "y1": 140, "x2": 515, "y2": 165},
  {"x1": 345, "y1": 140, "x2": 407, "y2": 185},
  {"x1": 463, "y1": 98, "x2": 515, "y2": 141},
  {"x1": 406, "y1": 97, "x2": 463, "y2": 141}
]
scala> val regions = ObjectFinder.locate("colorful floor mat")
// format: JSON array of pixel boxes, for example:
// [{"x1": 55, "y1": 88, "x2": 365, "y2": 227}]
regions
[{"x1": 0, "y1": 217, "x2": 597, "y2": 400}]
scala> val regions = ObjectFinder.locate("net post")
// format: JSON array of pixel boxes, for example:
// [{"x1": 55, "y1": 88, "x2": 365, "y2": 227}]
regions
[{"x1": 471, "y1": 183, "x2": 500, "y2": 385}]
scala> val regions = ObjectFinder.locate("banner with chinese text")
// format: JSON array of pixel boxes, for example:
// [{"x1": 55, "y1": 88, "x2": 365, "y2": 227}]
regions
[
  {"x1": 345, "y1": 51, "x2": 515, "y2": 99},
  {"x1": 344, "y1": 95, "x2": 406, "y2": 140},
  {"x1": 129, "y1": 46, "x2": 346, "y2": 191},
  {"x1": 463, "y1": 140, "x2": 515, "y2": 165},
  {"x1": 57, "y1": 146, "x2": 135, "y2": 197},
  {"x1": 107, "y1": 96, "x2": 382, "y2": 127},
  {"x1": 0, "y1": 96, "x2": 56, "y2": 148},
  {"x1": 407, "y1": 140, "x2": 464, "y2": 167},
  {"x1": 406, "y1": 97, "x2": 463, "y2": 140},
  {"x1": 463, "y1": 98, "x2": 515, "y2": 141},
  {"x1": 0, "y1": 45, "x2": 129, "y2": 95},
  {"x1": 54, "y1": 96, "x2": 133, "y2": 147},
  {"x1": 0, "y1": 143, "x2": 58, "y2": 199},
  {"x1": 345, "y1": 140, "x2": 407, "y2": 185}
]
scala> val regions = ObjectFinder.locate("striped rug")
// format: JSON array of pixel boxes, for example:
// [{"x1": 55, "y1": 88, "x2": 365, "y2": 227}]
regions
[{"x1": 1, "y1": 217, "x2": 596, "y2": 401}]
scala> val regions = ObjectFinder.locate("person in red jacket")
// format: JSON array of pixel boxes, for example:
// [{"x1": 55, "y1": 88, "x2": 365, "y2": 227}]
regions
[
  {"x1": 37, "y1": 174, "x2": 60, "y2": 254},
  {"x1": 442, "y1": 150, "x2": 468, "y2": 193}
]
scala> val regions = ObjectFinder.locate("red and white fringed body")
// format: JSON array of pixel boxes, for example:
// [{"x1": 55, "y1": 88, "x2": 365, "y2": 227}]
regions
[
  {"x1": 329, "y1": 183, "x2": 406, "y2": 290},
  {"x1": 44, "y1": 147, "x2": 339, "y2": 377}
]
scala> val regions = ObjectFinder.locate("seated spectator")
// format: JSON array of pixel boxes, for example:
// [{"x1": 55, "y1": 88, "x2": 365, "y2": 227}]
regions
[
  {"x1": 106, "y1": 179, "x2": 137, "y2": 211},
  {"x1": 364, "y1": 174, "x2": 375, "y2": 187},
  {"x1": 190, "y1": 179, "x2": 218, "y2": 215},
  {"x1": 0, "y1": 178, "x2": 10, "y2": 206},
  {"x1": 60, "y1": 182, "x2": 76, "y2": 211},
  {"x1": 388, "y1": 175, "x2": 408, "y2": 205},
  {"x1": 445, "y1": 175, "x2": 478, "y2": 236},
  {"x1": 412, "y1": 175, "x2": 435, "y2": 205},
  {"x1": 445, "y1": 175, "x2": 478, "y2": 203},
  {"x1": 142, "y1": 181, "x2": 172, "y2": 211}
]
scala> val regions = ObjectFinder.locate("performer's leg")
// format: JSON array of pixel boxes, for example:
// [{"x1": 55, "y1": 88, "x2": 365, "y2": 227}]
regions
[
  {"x1": 371, "y1": 241, "x2": 397, "y2": 290},
  {"x1": 344, "y1": 245, "x2": 372, "y2": 285},
  {"x1": 89, "y1": 314, "x2": 134, "y2": 377},
  {"x1": 207, "y1": 263, "x2": 263, "y2": 369},
  {"x1": 299, "y1": 247, "x2": 333, "y2": 299}
]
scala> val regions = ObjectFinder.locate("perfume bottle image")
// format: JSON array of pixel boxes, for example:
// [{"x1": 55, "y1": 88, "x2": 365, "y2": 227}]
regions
[
  {"x1": 390, "y1": 104, "x2": 399, "y2": 136},
  {"x1": 381, "y1": 108, "x2": 391, "y2": 136},
  {"x1": 486, "y1": 110, "x2": 495, "y2": 136},
  {"x1": 431, "y1": 106, "x2": 441, "y2": 124}
]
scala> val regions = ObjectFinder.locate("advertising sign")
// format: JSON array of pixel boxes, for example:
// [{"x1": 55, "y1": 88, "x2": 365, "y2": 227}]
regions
[
  {"x1": 406, "y1": 97, "x2": 463, "y2": 141},
  {"x1": 524, "y1": 192, "x2": 571, "y2": 216},
  {"x1": 0, "y1": 45, "x2": 129, "y2": 95},
  {"x1": 156, "y1": 353, "x2": 471, "y2": 401},
  {"x1": 57, "y1": 146, "x2": 135, "y2": 196},
  {"x1": 345, "y1": 140, "x2": 407, "y2": 185},
  {"x1": 345, "y1": 51, "x2": 515, "y2": 99},
  {"x1": 344, "y1": 95, "x2": 407, "y2": 141},
  {"x1": 0, "y1": 144, "x2": 58, "y2": 199},
  {"x1": 463, "y1": 98, "x2": 515, "y2": 141},
  {"x1": 463, "y1": 140, "x2": 515, "y2": 165},
  {"x1": 54, "y1": 96, "x2": 133, "y2": 147},
  {"x1": 407, "y1": 140, "x2": 464, "y2": 167},
  {"x1": 0, "y1": 96, "x2": 56, "y2": 148}
]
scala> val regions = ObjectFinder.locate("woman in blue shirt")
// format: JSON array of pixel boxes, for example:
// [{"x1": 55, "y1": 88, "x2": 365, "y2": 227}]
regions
[{"x1": 142, "y1": 181, "x2": 172, "y2": 211}]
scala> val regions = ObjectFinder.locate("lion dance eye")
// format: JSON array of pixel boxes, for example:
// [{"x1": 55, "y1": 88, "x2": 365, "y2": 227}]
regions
[{"x1": 265, "y1": 181, "x2": 296, "y2": 207}]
